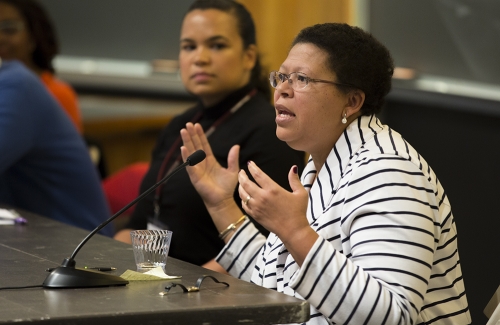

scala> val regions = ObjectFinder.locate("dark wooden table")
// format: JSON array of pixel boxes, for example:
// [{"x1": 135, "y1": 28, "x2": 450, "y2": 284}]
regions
[{"x1": 0, "y1": 210, "x2": 309, "y2": 325}]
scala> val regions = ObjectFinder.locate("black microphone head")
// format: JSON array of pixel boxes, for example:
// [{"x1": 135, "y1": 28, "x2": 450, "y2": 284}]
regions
[{"x1": 186, "y1": 150, "x2": 206, "y2": 166}]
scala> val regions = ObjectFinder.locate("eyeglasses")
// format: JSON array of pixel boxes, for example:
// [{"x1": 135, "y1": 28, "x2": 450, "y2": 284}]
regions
[
  {"x1": 269, "y1": 71, "x2": 355, "y2": 90},
  {"x1": 0, "y1": 20, "x2": 25, "y2": 36}
]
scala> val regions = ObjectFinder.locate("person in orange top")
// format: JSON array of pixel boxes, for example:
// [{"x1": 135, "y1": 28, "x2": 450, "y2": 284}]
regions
[
  {"x1": 0, "y1": 0, "x2": 82, "y2": 133},
  {"x1": 39, "y1": 71, "x2": 82, "y2": 133}
]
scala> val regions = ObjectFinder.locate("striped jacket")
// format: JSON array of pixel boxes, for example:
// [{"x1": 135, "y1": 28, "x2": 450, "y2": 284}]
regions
[{"x1": 217, "y1": 115, "x2": 471, "y2": 325}]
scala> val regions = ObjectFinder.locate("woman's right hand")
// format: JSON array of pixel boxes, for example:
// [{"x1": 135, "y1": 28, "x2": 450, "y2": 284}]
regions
[{"x1": 180, "y1": 122, "x2": 240, "y2": 210}]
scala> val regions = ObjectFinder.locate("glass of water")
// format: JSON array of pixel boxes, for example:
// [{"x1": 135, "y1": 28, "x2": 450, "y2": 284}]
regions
[{"x1": 130, "y1": 229, "x2": 173, "y2": 273}]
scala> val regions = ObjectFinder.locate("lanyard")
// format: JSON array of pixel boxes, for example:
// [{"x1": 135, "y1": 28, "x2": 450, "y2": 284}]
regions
[{"x1": 152, "y1": 89, "x2": 256, "y2": 220}]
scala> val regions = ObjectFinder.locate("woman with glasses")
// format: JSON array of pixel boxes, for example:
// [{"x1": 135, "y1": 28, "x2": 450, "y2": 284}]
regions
[
  {"x1": 0, "y1": 0, "x2": 82, "y2": 133},
  {"x1": 180, "y1": 23, "x2": 471, "y2": 324},
  {"x1": 114, "y1": 0, "x2": 305, "y2": 272}
]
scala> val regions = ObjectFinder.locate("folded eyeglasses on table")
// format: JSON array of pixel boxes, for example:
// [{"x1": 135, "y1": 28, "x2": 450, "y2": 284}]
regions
[{"x1": 159, "y1": 275, "x2": 230, "y2": 295}]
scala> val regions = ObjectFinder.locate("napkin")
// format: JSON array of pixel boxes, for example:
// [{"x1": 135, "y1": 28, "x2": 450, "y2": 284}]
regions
[{"x1": 120, "y1": 266, "x2": 181, "y2": 281}]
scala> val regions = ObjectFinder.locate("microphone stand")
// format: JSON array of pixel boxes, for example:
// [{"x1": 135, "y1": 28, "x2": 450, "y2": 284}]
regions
[{"x1": 43, "y1": 150, "x2": 206, "y2": 288}]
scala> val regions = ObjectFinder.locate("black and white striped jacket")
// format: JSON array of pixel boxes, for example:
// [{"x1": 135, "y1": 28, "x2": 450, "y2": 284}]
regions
[{"x1": 217, "y1": 115, "x2": 471, "y2": 325}]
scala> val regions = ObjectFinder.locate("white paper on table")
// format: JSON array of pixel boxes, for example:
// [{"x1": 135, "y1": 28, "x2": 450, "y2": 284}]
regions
[
  {"x1": 0, "y1": 208, "x2": 18, "y2": 219},
  {"x1": 120, "y1": 266, "x2": 181, "y2": 281}
]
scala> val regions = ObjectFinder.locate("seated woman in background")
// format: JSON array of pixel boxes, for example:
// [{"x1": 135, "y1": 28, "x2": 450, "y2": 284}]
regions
[
  {"x1": 0, "y1": 0, "x2": 83, "y2": 133},
  {"x1": 113, "y1": 0, "x2": 305, "y2": 272},
  {"x1": 180, "y1": 23, "x2": 471, "y2": 324}
]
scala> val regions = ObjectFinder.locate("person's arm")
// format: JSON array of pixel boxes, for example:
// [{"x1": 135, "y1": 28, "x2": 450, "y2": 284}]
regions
[
  {"x1": 180, "y1": 122, "x2": 248, "y2": 243},
  {"x1": 238, "y1": 161, "x2": 314, "y2": 266},
  {"x1": 201, "y1": 259, "x2": 228, "y2": 274},
  {"x1": 288, "y1": 157, "x2": 437, "y2": 324},
  {"x1": 233, "y1": 112, "x2": 305, "y2": 237},
  {"x1": 180, "y1": 122, "x2": 305, "y2": 279},
  {"x1": 179, "y1": 122, "x2": 271, "y2": 279},
  {"x1": 114, "y1": 228, "x2": 133, "y2": 243},
  {"x1": 0, "y1": 68, "x2": 37, "y2": 173}
]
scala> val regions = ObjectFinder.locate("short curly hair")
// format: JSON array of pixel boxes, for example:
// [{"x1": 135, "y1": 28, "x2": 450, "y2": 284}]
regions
[
  {"x1": 292, "y1": 23, "x2": 394, "y2": 115},
  {"x1": 0, "y1": 0, "x2": 59, "y2": 73}
]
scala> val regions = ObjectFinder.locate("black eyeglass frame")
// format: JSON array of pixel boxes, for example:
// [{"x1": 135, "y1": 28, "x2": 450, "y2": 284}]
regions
[{"x1": 269, "y1": 70, "x2": 357, "y2": 90}]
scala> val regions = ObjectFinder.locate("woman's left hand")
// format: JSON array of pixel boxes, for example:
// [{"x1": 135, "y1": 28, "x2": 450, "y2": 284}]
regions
[
  {"x1": 180, "y1": 122, "x2": 239, "y2": 210},
  {"x1": 238, "y1": 161, "x2": 311, "y2": 244}
]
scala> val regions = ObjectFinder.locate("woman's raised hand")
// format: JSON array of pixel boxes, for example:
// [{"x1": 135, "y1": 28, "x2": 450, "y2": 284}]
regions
[
  {"x1": 238, "y1": 161, "x2": 310, "y2": 241},
  {"x1": 180, "y1": 122, "x2": 240, "y2": 209},
  {"x1": 238, "y1": 161, "x2": 317, "y2": 265}
]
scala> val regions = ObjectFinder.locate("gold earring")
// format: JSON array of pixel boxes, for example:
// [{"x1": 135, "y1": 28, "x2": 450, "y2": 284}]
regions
[{"x1": 341, "y1": 113, "x2": 347, "y2": 124}]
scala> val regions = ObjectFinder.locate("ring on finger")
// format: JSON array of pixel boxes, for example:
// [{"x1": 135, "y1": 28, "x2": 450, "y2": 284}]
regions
[{"x1": 243, "y1": 195, "x2": 251, "y2": 205}]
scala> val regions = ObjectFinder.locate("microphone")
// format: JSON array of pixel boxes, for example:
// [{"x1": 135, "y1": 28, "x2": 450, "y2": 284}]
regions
[{"x1": 43, "y1": 150, "x2": 206, "y2": 288}]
